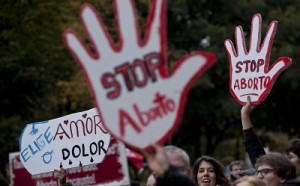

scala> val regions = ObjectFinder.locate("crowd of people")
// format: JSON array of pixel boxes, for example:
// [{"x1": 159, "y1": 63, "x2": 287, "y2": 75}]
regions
[
  {"x1": 141, "y1": 96, "x2": 300, "y2": 186},
  {"x1": 56, "y1": 97, "x2": 300, "y2": 186}
]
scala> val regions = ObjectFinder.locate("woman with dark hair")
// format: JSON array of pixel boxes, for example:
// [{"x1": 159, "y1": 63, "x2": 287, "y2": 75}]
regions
[{"x1": 192, "y1": 156, "x2": 231, "y2": 186}]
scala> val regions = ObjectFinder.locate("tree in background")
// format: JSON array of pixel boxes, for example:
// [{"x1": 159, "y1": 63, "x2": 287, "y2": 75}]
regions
[{"x1": 1, "y1": 0, "x2": 300, "y2": 181}]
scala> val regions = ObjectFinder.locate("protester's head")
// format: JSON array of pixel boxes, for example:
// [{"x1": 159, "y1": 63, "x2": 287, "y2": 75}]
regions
[
  {"x1": 284, "y1": 139, "x2": 300, "y2": 177},
  {"x1": 230, "y1": 160, "x2": 245, "y2": 180},
  {"x1": 255, "y1": 152, "x2": 296, "y2": 186},
  {"x1": 192, "y1": 155, "x2": 230, "y2": 186},
  {"x1": 232, "y1": 176, "x2": 267, "y2": 186},
  {"x1": 164, "y1": 145, "x2": 190, "y2": 175},
  {"x1": 146, "y1": 173, "x2": 156, "y2": 186}
]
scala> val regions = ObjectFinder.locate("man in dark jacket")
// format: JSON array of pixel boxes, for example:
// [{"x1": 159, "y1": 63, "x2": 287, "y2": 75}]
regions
[{"x1": 143, "y1": 144, "x2": 196, "y2": 186}]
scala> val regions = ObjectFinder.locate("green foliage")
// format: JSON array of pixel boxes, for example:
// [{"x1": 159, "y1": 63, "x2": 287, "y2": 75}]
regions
[
  {"x1": 166, "y1": 0, "x2": 300, "y2": 163},
  {"x1": 0, "y1": 116, "x2": 24, "y2": 174},
  {"x1": 1, "y1": 0, "x2": 300, "y2": 179}
]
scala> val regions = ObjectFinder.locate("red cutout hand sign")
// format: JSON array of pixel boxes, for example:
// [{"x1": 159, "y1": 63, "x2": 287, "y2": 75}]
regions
[
  {"x1": 63, "y1": 0, "x2": 216, "y2": 149},
  {"x1": 224, "y1": 13, "x2": 292, "y2": 105}
]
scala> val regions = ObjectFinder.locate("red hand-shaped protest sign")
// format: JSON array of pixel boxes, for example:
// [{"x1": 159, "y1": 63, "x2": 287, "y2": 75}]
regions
[
  {"x1": 224, "y1": 13, "x2": 292, "y2": 105},
  {"x1": 63, "y1": 0, "x2": 216, "y2": 149}
]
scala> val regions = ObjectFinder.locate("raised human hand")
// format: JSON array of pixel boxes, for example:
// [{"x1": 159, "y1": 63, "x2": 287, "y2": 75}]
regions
[
  {"x1": 143, "y1": 144, "x2": 169, "y2": 175},
  {"x1": 224, "y1": 13, "x2": 291, "y2": 105},
  {"x1": 241, "y1": 96, "x2": 256, "y2": 117},
  {"x1": 54, "y1": 168, "x2": 67, "y2": 183},
  {"x1": 63, "y1": 0, "x2": 216, "y2": 149}
]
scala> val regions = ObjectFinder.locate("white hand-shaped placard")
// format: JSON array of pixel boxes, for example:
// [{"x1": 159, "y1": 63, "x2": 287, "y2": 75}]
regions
[
  {"x1": 224, "y1": 13, "x2": 292, "y2": 105},
  {"x1": 63, "y1": 0, "x2": 216, "y2": 149}
]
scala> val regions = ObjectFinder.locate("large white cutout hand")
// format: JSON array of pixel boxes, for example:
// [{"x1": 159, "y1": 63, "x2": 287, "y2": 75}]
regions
[
  {"x1": 224, "y1": 13, "x2": 291, "y2": 105},
  {"x1": 63, "y1": 0, "x2": 216, "y2": 149}
]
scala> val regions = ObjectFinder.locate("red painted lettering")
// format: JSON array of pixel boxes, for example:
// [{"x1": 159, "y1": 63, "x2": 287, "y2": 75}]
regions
[
  {"x1": 100, "y1": 52, "x2": 162, "y2": 99},
  {"x1": 115, "y1": 63, "x2": 132, "y2": 91},
  {"x1": 101, "y1": 72, "x2": 121, "y2": 99},
  {"x1": 119, "y1": 109, "x2": 141, "y2": 137},
  {"x1": 233, "y1": 76, "x2": 270, "y2": 90},
  {"x1": 235, "y1": 59, "x2": 265, "y2": 73},
  {"x1": 118, "y1": 93, "x2": 175, "y2": 136},
  {"x1": 132, "y1": 59, "x2": 148, "y2": 87},
  {"x1": 53, "y1": 123, "x2": 70, "y2": 140},
  {"x1": 235, "y1": 61, "x2": 243, "y2": 73}
]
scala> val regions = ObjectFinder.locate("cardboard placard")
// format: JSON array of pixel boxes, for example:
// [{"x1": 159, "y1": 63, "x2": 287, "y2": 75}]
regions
[
  {"x1": 224, "y1": 13, "x2": 292, "y2": 105},
  {"x1": 11, "y1": 138, "x2": 130, "y2": 186},
  {"x1": 19, "y1": 108, "x2": 111, "y2": 175},
  {"x1": 63, "y1": 0, "x2": 216, "y2": 149}
]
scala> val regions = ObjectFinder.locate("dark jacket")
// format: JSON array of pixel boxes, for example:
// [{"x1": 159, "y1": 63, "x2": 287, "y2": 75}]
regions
[
  {"x1": 243, "y1": 128, "x2": 266, "y2": 167},
  {"x1": 155, "y1": 166, "x2": 196, "y2": 186}
]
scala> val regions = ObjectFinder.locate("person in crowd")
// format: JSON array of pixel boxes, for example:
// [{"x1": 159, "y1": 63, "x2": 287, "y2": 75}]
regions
[
  {"x1": 255, "y1": 152, "x2": 296, "y2": 186},
  {"x1": 0, "y1": 171, "x2": 8, "y2": 186},
  {"x1": 192, "y1": 155, "x2": 231, "y2": 186},
  {"x1": 232, "y1": 176, "x2": 267, "y2": 186},
  {"x1": 229, "y1": 160, "x2": 245, "y2": 182},
  {"x1": 241, "y1": 96, "x2": 300, "y2": 179},
  {"x1": 164, "y1": 145, "x2": 191, "y2": 175},
  {"x1": 145, "y1": 144, "x2": 192, "y2": 185},
  {"x1": 284, "y1": 139, "x2": 300, "y2": 178},
  {"x1": 143, "y1": 143, "x2": 196, "y2": 186},
  {"x1": 146, "y1": 173, "x2": 156, "y2": 186},
  {"x1": 54, "y1": 168, "x2": 72, "y2": 186}
]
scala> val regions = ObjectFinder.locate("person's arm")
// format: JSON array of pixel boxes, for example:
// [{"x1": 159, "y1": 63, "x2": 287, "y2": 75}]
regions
[{"x1": 241, "y1": 97, "x2": 266, "y2": 167}]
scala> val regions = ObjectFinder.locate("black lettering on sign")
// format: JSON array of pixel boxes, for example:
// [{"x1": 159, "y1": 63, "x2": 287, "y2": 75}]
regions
[{"x1": 60, "y1": 140, "x2": 107, "y2": 165}]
